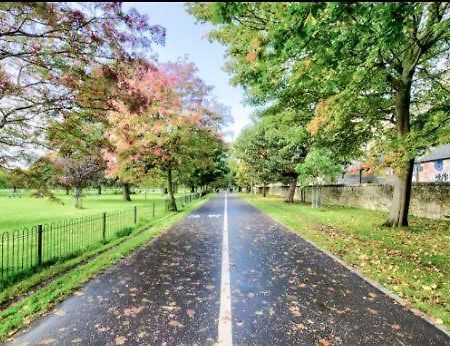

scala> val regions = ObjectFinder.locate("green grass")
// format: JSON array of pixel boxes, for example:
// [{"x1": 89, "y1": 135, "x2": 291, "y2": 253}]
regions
[
  {"x1": 0, "y1": 190, "x2": 195, "y2": 285},
  {"x1": 0, "y1": 189, "x2": 177, "y2": 232},
  {"x1": 242, "y1": 194, "x2": 450, "y2": 329},
  {"x1": 0, "y1": 196, "x2": 210, "y2": 341}
]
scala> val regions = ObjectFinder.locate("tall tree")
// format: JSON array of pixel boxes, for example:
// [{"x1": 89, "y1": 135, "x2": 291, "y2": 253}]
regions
[
  {"x1": 189, "y1": 2, "x2": 450, "y2": 226},
  {"x1": 105, "y1": 60, "x2": 226, "y2": 211},
  {"x1": 0, "y1": 2, "x2": 165, "y2": 166}
]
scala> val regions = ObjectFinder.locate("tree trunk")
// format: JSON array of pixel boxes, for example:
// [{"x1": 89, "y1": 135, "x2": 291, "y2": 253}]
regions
[
  {"x1": 301, "y1": 187, "x2": 306, "y2": 204},
  {"x1": 285, "y1": 175, "x2": 297, "y2": 203},
  {"x1": 262, "y1": 183, "x2": 267, "y2": 197},
  {"x1": 167, "y1": 168, "x2": 177, "y2": 211},
  {"x1": 97, "y1": 185, "x2": 102, "y2": 195},
  {"x1": 65, "y1": 187, "x2": 70, "y2": 195},
  {"x1": 384, "y1": 80, "x2": 413, "y2": 227},
  {"x1": 311, "y1": 186, "x2": 316, "y2": 208},
  {"x1": 385, "y1": 160, "x2": 414, "y2": 227},
  {"x1": 74, "y1": 187, "x2": 82, "y2": 208},
  {"x1": 123, "y1": 183, "x2": 131, "y2": 201},
  {"x1": 190, "y1": 185, "x2": 195, "y2": 193}
]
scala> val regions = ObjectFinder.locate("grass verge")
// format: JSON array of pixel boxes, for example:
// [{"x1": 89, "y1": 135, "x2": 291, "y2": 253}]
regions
[
  {"x1": 242, "y1": 194, "x2": 450, "y2": 329},
  {"x1": 0, "y1": 196, "x2": 210, "y2": 341}
]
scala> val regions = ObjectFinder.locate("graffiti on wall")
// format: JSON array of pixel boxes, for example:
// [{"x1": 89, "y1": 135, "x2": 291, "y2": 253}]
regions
[
  {"x1": 436, "y1": 172, "x2": 449, "y2": 182},
  {"x1": 434, "y1": 160, "x2": 449, "y2": 181}
]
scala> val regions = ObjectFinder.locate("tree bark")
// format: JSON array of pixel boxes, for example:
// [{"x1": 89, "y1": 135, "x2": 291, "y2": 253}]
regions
[
  {"x1": 262, "y1": 183, "x2": 267, "y2": 197},
  {"x1": 190, "y1": 185, "x2": 195, "y2": 193},
  {"x1": 97, "y1": 185, "x2": 102, "y2": 195},
  {"x1": 74, "y1": 187, "x2": 82, "y2": 208},
  {"x1": 65, "y1": 187, "x2": 70, "y2": 195},
  {"x1": 384, "y1": 80, "x2": 413, "y2": 227},
  {"x1": 285, "y1": 175, "x2": 297, "y2": 203},
  {"x1": 123, "y1": 182, "x2": 131, "y2": 201},
  {"x1": 167, "y1": 168, "x2": 177, "y2": 211},
  {"x1": 385, "y1": 160, "x2": 414, "y2": 227},
  {"x1": 300, "y1": 187, "x2": 306, "y2": 204}
]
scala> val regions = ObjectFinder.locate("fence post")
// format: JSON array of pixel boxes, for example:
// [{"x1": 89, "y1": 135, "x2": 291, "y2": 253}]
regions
[
  {"x1": 37, "y1": 224, "x2": 43, "y2": 266},
  {"x1": 102, "y1": 212, "x2": 106, "y2": 241},
  {"x1": 134, "y1": 206, "x2": 137, "y2": 224},
  {"x1": 152, "y1": 201, "x2": 155, "y2": 218}
]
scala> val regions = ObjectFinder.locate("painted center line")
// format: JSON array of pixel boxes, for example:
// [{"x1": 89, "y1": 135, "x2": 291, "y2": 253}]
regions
[{"x1": 218, "y1": 192, "x2": 233, "y2": 345}]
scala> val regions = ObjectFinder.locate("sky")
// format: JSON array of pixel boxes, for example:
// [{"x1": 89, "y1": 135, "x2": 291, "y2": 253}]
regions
[{"x1": 123, "y1": 2, "x2": 254, "y2": 141}]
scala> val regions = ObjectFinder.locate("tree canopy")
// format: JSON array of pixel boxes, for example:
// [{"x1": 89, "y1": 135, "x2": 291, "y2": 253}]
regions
[{"x1": 189, "y1": 2, "x2": 450, "y2": 226}]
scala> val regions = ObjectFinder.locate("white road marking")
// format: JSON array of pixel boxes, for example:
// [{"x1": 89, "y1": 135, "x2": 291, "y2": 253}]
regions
[
  {"x1": 208, "y1": 214, "x2": 221, "y2": 218},
  {"x1": 188, "y1": 214, "x2": 201, "y2": 218},
  {"x1": 218, "y1": 192, "x2": 233, "y2": 345}
]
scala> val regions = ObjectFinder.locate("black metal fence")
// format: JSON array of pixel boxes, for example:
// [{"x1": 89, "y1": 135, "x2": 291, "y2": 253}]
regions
[{"x1": 1, "y1": 193, "x2": 203, "y2": 283}]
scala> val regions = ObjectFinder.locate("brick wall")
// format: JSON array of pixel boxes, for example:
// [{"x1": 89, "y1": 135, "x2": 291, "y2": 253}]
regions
[{"x1": 263, "y1": 183, "x2": 450, "y2": 220}]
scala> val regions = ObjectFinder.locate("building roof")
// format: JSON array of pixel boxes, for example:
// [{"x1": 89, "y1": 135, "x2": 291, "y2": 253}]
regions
[{"x1": 417, "y1": 143, "x2": 450, "y2": 163}]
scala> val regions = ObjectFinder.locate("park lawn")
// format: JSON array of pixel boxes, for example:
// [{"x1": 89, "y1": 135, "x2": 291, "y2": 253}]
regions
[
  {"x1": 0, "y1": 190, "x2": 182, "y2": 232},
  {"x1": 242, "y1": 194, "x2": 450, "y2": 329},
  {"x1": 0, "y1": 196, "x2": 210, "y2": 341}
]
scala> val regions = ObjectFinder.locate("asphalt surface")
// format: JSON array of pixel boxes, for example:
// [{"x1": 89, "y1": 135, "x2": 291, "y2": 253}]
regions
[{"x1": 8, "y1": 193, "x2": 450, "y2": 345}]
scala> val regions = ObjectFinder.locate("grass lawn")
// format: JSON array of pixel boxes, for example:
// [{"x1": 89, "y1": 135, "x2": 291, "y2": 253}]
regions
[
  {"x1": 0, "y1": 189, "x2": 193, "y2": 284},
  {"x1": 0, "y1": 189, "x2": 184, "y2": 232},
  {"x1": 0, "y1": 196, "x2": 210, "y2": 341},
  {"x1": 242, "y1": 194, "x2": 450, "y2": 329}
]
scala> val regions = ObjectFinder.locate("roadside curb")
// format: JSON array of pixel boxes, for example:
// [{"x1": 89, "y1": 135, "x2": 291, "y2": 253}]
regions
[{"x1": 243, "y1": 196, "x2": 450, "y2": 338}]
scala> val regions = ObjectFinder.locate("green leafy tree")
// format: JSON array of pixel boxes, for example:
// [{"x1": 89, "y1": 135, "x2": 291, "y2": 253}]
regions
[
  {"x1": 297, "y1": 148, "x2": 342, "y2": 208},
  {"x1": 189, "y1": 2, "x2": 450, "y2": 227},
  {"x1": 234, "y1": 122, "x2": 274, "y2": 197},
  {"x1": 0, "y1": 168, "x2": 8, "y2": 188}
]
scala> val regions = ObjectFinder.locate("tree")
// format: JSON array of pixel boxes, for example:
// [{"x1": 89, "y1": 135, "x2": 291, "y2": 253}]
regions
[
  {"x1": 297, "y1": 148, "x2": 342, "y2": 208},
  {"x1": 0, "y1": 2, "x2": 165, "y2": 166},
  {"x1": 105, "y1": 60, "x2": 226, "y2": 211},
  {"x1": 7, "y1": 168, "x2": 26, "y2": 194},
  {"x1": 189, "y1": 3, "x2": 450, "y2": 227},
  {"x1": 234, "y1": 122, "x2": 274, "y2": 197},
  {"x1": 234, "y1": 106, "x2": 311, "y2": 202},
  {"x1": 23, "y1": 155, "x2": 60, "y2": 199},
  {"x1": 0, "y1": 168, "x2": 8, "y2": 188},
  {"x1": 57, "y1": 156, "x2": 104, "y2": 208},
  {"x1": 47, "y1": 104, "x2": 107, "y2": 205}
]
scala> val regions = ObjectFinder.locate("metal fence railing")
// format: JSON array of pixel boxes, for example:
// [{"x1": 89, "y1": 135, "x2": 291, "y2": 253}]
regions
[{"x1": 1, "y1": 192, "x2": 205, "y2": 283}]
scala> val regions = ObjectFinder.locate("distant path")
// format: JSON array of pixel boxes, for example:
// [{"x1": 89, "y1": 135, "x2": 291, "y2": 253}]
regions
[{"x1": 8, "y1": 194, "x2": 450, "y2": 345}]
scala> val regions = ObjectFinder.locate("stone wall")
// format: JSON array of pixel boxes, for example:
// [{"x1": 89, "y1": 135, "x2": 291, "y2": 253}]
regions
[{"x1": 261, "y1": 183, "x2": 450, "y2": 220}]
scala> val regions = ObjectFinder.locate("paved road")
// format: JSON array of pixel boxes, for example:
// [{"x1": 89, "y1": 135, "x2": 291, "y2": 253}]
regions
[{"x1": 8, "y1": 194, "x2": 450, "y2": 345}]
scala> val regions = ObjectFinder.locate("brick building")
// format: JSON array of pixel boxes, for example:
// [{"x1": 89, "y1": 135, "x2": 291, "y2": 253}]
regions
[{"x1": 413, "y1": 143, "x2": 450, "y2": 183}]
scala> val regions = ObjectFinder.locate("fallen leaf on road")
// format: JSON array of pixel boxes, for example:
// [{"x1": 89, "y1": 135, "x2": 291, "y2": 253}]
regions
[
  {"x1": 391, "y1": 323, "x2": 401, "y2": 331},
  {"x1": 293, "y1": 323, "x2": 305, "y2": 331},
  {"x1": 289, "y1": 306, "x2": 301, "y2": 317},
  {"x1": 318, "y1": 338, "x2": 332, "y2": 346},
  {"x1": 115, "y1": 336, "x2": 127, "y2": 345},
  {"x1": 367, "y1": 308, "x2": 378, "y2": 315},
  {"x1": 168, "y1": 320, "x2": 184, "y2": 328},
  {"x1": 186, "y1": 309, "x2": 195, "y2": 318}
]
